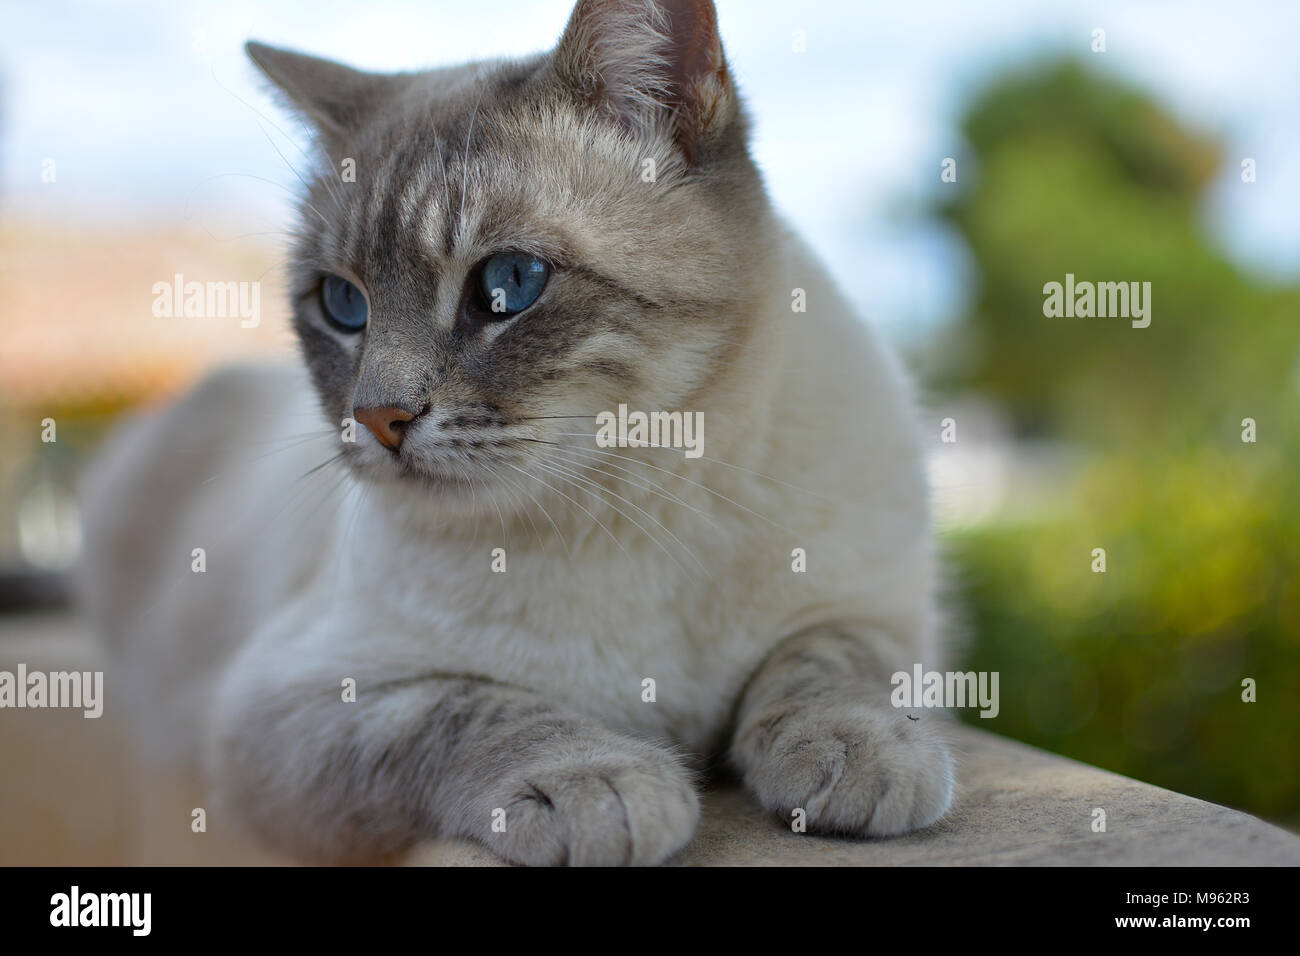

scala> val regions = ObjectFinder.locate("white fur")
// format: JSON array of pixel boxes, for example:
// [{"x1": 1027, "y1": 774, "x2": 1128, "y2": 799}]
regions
[{"x1": 81, "y1": 226, "x2": 938, "y2": 766}]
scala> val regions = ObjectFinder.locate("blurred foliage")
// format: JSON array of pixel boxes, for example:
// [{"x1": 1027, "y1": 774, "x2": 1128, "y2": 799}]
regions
[{"x1": 936, "y1": 61, "x2": 1300, "y2": 818}]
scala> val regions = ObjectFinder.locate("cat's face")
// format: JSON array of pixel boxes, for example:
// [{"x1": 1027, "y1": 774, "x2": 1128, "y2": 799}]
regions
[{"x1": 250, "y1": 0, "x2": 772, "y2": 515}]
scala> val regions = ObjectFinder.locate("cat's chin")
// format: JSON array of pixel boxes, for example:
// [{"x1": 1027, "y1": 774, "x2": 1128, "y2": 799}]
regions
[
  {"x1": 348, "y1": 453, "x2": 522, "y2": 522},
  {"x1": 359, "y1": 459, "x2": 476, "y2": 497}
]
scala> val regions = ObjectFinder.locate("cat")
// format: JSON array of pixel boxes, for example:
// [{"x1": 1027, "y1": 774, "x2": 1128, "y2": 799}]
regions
[{"x1": 78, "y1": 0, "x2": 954, "y2": 865}]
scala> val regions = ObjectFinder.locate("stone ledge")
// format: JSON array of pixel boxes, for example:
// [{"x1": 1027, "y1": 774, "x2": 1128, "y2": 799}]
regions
[
  {"x1": 404, "y1": 722, "x2": 1300, "y2": 866},
  {"x1": 3, "y1": 613, "x2": 1297, "y2": 866}
]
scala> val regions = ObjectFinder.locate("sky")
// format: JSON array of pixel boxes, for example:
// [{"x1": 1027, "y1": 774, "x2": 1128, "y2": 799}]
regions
[{"x1": 3, "y1": 0, "x2": 1298, "y2": 337}]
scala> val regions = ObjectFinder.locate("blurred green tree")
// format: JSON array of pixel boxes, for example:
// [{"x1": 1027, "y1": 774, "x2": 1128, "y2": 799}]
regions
[{"x1": 935, "y1": 61, "x2": 1300, "y2": 819}]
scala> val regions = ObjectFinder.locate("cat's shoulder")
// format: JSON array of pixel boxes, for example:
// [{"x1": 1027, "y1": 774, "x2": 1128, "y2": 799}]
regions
[{"x1": 79, "y1": 361, "x2": 311, "y2": 548}]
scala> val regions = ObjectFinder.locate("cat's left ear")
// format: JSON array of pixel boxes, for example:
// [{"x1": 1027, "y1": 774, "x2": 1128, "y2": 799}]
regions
[
  {"x1": 551, "y1": 0, "x2": 735, "y2": 164},
  {"x1": 245, "y1": 41, "x2": 403, "y2": 148}
]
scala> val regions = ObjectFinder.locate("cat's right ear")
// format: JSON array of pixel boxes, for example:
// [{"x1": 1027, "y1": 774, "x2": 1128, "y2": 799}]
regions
[
  {"x1": 551, "y1": 0, "x2": 735, "y2": 165},
  {"x1": 245, "y1": 41, "x2": 399, "y2": 148}
]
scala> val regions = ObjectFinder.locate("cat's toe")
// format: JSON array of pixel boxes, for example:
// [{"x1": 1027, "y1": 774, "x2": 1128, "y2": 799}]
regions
[
  {"x1": 484, "y1": 741, "x2": 699, "y2": 866},
  {"x1": 742, "y1": 703, "x2": 953, "y2": 837}
]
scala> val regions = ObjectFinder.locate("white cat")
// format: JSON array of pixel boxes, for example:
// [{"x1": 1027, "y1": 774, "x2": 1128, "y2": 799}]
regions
[{"x1": 79, "y1": 0, "x2": 953, "y2": 865}]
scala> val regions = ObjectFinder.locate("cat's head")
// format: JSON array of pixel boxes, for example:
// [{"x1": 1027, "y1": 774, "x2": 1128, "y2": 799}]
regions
[{"x1": 249, "y1": 0, "x2": 775, "y2": 517}]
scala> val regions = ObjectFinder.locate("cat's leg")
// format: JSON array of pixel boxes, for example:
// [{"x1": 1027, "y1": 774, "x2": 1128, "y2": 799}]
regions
[
  {"x1": 206, "y1": 649, "x2": 699, "y2": 866},
  {"x1": 730, "y1": 626, "x2": 954, "y2": 836}
]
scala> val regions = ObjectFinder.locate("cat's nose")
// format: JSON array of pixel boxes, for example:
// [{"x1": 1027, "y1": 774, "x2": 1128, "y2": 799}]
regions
[{"x1": 354, "y1": 404, "x2": 418, "y2": 451}]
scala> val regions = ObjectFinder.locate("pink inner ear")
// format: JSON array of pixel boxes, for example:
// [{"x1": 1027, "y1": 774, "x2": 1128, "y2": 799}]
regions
[
  {"x1": 555, "y1": 0, "x2": 733, "y2": 163},
  {"x1": 662, "y1": 0, "x2": 724, "y2": 92},
  {"x1": 657, "y1": 0, "x2": 729, "y2": 161}
]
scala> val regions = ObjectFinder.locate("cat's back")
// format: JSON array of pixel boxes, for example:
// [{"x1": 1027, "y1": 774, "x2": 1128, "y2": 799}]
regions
[
  {"x1": 79, "y1": 361, "x2": 333, "y2": 758},
  {"x1": 78, "y1": 362, "x2": 312, "y2": 646}
]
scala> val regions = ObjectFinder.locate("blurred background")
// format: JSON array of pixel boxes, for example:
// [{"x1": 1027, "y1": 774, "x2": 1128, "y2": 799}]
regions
[{"x1": 1, "y1": 0, "x2": 1297, "y2": 834}]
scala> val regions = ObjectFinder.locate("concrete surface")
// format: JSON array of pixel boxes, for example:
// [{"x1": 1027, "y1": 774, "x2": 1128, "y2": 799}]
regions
[
  {"x1": 406, "y1": 722, "x2": 1300, "y2": 866},
  {"x1": 3, "y1": 612, "x2": 1298, "y2": 866}
]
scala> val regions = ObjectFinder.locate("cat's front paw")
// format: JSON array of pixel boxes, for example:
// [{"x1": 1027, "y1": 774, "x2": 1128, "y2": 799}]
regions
[
  {"x1": 482, "y1": 737, "x2": 699, "y2": 866},
  {"x1": 736, "y1": 701, "x2": 953, "y2": 836}
]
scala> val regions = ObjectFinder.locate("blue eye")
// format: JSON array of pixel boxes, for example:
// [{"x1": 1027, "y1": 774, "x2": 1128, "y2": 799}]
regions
[
  {"x1": 321, "y1": 275, "x2": 368, "y2": 331},
  {"x1": 478, "y1": 252, "x2": 549, "y2": 317}
]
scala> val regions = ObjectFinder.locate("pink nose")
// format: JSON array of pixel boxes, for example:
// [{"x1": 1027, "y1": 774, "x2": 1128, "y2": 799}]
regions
[{"x1": 354, "y1": 405, "x2": 417, "y2": 451}]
